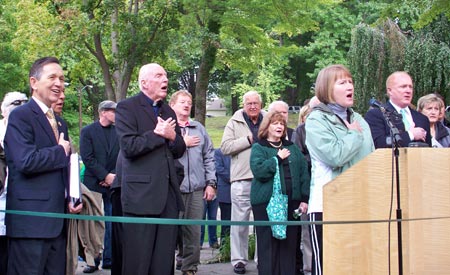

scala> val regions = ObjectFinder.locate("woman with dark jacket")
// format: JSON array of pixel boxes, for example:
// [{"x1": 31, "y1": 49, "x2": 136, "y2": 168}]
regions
[
  {"x1": 417, "y1": 93, "x2": 450, "y2": 147},
  {"x1": 250, "y1": 111, "x2": 310, "y2": 275}
]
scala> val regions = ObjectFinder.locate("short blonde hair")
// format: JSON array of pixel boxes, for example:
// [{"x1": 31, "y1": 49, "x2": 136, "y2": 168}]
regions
[
  {"x1": 417, "y1": 93, "x2": 444, "y2": 113},
  {"x1": 298, "y1": 105, "x2": 311, "y2": 124},
  {"x1": 315, "y1": 65, "x2": 352, "y2": 105},
  {"x1": 169, "y1": 90, "x2": 192, "y2": 106}
]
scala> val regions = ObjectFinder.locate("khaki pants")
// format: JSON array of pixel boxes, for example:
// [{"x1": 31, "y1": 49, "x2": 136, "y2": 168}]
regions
[{"x1": 230, "y1": 180, "x2": 257, "y2": 266}]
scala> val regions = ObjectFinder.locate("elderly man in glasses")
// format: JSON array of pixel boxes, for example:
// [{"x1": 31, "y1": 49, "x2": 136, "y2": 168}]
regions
[{"x1": 0, "y1": 91, "x2": 28, "y2": 274}]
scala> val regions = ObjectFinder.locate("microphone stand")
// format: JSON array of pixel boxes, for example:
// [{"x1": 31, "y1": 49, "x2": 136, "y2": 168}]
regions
[{"x1": 381, "y1": 108, "x2": 403, "y2": 275}]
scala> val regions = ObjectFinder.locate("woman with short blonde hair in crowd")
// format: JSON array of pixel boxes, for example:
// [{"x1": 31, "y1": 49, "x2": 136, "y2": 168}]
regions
[{"x1": 417, "y1": 93, "x2": 450, "y2": 147}]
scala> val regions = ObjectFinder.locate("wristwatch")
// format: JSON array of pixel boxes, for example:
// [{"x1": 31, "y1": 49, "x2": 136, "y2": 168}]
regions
[{"x1": 206, "y1": 179, "x2": 217, "y2": 189}]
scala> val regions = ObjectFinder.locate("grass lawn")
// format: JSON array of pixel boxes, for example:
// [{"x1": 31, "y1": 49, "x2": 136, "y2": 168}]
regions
[{"x1": 205, "y1": 114, "x2": 300, "y2": 147}]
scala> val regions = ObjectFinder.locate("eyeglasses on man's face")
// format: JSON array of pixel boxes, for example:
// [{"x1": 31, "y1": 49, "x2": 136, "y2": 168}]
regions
[
  {"x1": 245, "y1": 102, "x2": 261, "y2": 107},
  {"x1": 10, "y1": 100, "x2": 28, "y2": 106}
]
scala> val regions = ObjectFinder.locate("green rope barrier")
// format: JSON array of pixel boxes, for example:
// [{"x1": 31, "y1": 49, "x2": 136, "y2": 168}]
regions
[{"x1": 2, "y1": 209, "x2": 449, "y2": 226}]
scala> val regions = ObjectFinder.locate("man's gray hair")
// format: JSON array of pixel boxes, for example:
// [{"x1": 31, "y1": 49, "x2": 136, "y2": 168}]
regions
[
  {"x1": 268, "y1": 100, "x2": 288, "y2": 112},
  {"x1": 242, "y1": 90, "x2": 262, "y2": 105},
  {"x1": 1, "y1": 91, "x2": 28, "y2": 118}
]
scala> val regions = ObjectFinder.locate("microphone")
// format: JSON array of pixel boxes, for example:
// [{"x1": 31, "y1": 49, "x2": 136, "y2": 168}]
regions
[
  {"x1": 369, "y1": 98, "x2": 385, "y2": 111},
  {"x1": 369, "y1": 98, "x2": 402, "y2": 145}
]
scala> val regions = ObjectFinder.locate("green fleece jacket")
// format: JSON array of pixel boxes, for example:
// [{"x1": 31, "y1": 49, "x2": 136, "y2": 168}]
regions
[
  {"x1": 249, "y1": 139, "x2": 310, "y2": 205},
  {"x1": 305, "y1": 103, "x2": 375, "y2": 213}
]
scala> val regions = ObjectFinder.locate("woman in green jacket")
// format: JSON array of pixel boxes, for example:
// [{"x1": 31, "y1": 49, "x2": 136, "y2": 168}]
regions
[
  {"x1": 306, "y1": 64, "x2": 374, "y2": 275},
  {"x1": 250, "y1": 111, "x2": 310, "y2": 275}
]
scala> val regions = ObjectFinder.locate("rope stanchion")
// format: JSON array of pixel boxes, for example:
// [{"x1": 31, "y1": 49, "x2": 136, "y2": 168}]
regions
[{"x1": 2, "y1": 209, "x2": 449, "y2": 226}]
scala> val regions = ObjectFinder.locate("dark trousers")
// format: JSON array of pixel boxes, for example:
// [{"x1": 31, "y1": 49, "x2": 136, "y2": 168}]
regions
[
  {"x1": 102, "y1": 192, "x2": 112, "y2": 267},
  {"x1": 7, "y1": 232, "x2": 66, "y2": 275},
  {"x1": 310, "y1": 212, "x2": 323, "y2": 275},
  {"x1": 253, "y1": 201, "x2": 300, "y2": 275},
  {"x1": 111, "y1": 188, "x2": 123, "y2": 275},
  {"x1": 0, "y1": 236, "x2": 7, "y2": 275},
  {"x1": 122, "y1": 189, "x2": 179, "y2": 275},
  {"x1": 218, "y1": 202, "x2": 231, "y2": 244}
]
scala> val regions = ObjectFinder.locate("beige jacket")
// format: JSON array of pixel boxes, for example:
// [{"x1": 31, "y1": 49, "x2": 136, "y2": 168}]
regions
[
  {"x1": 220, "y1": 109, "x2": 265, "y2": 182},
  {"x1": 66, "y1": 184, "x2": 105, "y2": 275}
]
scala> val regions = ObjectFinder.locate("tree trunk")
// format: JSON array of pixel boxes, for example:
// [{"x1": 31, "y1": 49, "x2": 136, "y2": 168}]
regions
[{"x1": 194, "y1": 8, "x2": 223, "y2": 125}]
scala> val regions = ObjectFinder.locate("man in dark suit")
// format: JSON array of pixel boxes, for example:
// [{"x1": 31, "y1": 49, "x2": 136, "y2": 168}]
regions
[
  {"x1": 80, "y1": 100, "x2": 120, "y2": 272},
  {"x1": 115, "y1": 63, "x2": 186, "y2": 274},
  {"x1": 4, "y1": 56, "x2": 82, "y2": 275},
  {"x1": 365, "y1": 71, "x2": 431, "y2": 148}
]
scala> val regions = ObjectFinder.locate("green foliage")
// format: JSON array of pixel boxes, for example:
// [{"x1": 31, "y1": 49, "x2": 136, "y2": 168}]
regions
[
  {"x1": 0, "y1": 2, "x2": 27, "y2": 95},
  {"x1": 348, "y1": 19, "x2": 408, "y2": 113},
  {"x1": 380, "y1": 0, "x2": 422, "y2": 30},
  {"x1": 348, "y1": 23, "x2": 388, "y2": 113},
  {"x1": 413, "y1": 0, "x2": 450, "y2": 29},
  {"x1": 302, "y1": 3, "x2": 357, "y2": 79},
  {"x1": 60, "y1": 88, "x2": 94, "y2": 151},
  {"x1": 348, "y1": 12, "x2": 450, "y2": 112},
  {"x1": 3, "y1": 0, "x2": 450, "y2": 131},
  {"x1": 217, "y1": 233, "x2": 255, "y2": 263},
  {"x1": 231, "y1": 83, "x2": 256, "y2": 105},
  {"x1": 404, "y1": 21, "x2": 450, "y2": 103}
]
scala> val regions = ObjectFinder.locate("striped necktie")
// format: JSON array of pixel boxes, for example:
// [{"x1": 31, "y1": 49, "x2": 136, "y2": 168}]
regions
[
  {"x1": 400, "y1": 108, "x2": 411, "y2": 130},
  {"x1": 46, "y1": 110, "x2": 59, "y2": 141}
]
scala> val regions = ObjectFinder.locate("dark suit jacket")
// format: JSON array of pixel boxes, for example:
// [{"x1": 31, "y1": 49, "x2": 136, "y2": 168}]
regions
[
  {"x1": 287, "y1": 127, "x2": 294, "y2": 141},
  {"x1": 115, "y1": 92, "x2": 186, "y2": 215},
  {"x1": 215, "y1": 148, "x2": 231, "y2": 204},
  {"x1": 4, "y1": 99, "x2": 70, "y2": 238},
  {"x1": 365, "y1": 101, "x2": 432, "y2": 148},
  {"x1": 80, "y1": 121, "x2": 119, "y2": 194}
]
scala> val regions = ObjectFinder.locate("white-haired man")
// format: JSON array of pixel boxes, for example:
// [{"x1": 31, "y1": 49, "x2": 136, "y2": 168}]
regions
[
  {"x1": 268, "y1": 100, "x2": 293, "y2": 140},
  {"x1": 0, "y1": 91, "x2": 28, "y2": 273},
  {"x1": 221, "y1": 91, "x2": 265, "y2": 274}
]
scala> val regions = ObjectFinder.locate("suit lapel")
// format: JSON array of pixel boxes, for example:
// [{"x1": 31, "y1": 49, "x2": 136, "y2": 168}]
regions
[
  {"x1": 138, "y1": 93, "x2": 158, "y2": 124},
  {"x1": 410, "y1": 109, "x2": 421, "y2": 127},
  {"x1": 385, "y1": 102, "x2": 406, "y2": 131},
  {"x1": 30, "y1": 99, "x2": 58, "y2": 143}
]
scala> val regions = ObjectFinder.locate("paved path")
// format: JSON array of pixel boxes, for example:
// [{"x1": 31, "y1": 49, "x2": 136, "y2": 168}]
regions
[{"x1": 75, "y1": 245, "x2": 258, "y2": 275}]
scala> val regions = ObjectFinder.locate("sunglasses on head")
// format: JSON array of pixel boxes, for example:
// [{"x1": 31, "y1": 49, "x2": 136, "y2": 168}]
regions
[{"x1": 10, "y1": 99, "x2": 27, "y2": 106}]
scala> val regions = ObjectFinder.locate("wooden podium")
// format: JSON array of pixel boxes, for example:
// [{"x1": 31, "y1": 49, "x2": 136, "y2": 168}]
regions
[{"x1": 323, "y1": 148, "x2": 450, "y2": 274}]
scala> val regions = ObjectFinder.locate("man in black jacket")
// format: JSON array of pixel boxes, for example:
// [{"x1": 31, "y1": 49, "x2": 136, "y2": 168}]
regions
[
  {"x1": 80, "y1": 100, "x2": 120, "y2": 272},
  {"x1": 115, "y1": 63, "x2": 186, "y2": 274}
]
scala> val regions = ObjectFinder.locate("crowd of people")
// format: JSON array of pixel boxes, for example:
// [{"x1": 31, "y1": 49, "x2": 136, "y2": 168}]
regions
[{"x1": 0, "y1": 57, "x2": 448, "y2": 275}]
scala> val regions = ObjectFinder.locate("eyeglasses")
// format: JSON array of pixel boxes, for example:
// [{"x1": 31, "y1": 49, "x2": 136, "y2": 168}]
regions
[{"x1": 10, "y1": 100, "x2": 28, "y2": 106}]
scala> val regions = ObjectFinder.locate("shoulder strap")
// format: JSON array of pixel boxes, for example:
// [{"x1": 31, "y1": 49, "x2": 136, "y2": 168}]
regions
[{"x1": 272, "y1": 156, "x2": 282, "y2": 194}]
